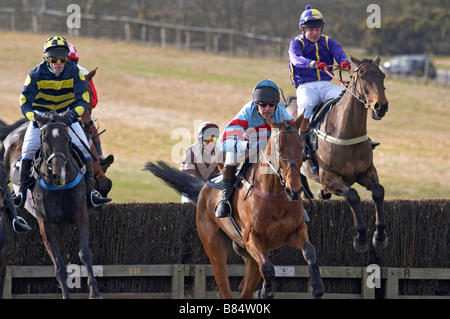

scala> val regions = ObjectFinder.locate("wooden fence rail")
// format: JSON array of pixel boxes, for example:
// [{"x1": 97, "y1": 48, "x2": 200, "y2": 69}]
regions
[{"x1": 3, "y1": 265, "x2": 449, "y2": 299}]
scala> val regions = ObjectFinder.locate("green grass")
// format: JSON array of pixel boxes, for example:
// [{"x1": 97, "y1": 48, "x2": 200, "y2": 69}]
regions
[{"x1": 1, "y1": 31, "x2": 449, "y2": 203}]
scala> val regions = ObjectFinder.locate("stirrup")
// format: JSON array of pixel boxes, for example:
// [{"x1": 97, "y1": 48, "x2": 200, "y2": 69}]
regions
[
  {"x1": 89, "y1": 189, "x2": 111, "y2": 208},
  {"x1": 12, "y1": 216, "x2": 31, "y2": 233},
  {"x1": 13, "y1": 192, "x2": 24, "y2": 207},
  {"x1": 214, "y1": 199, "x2": 231, "y2": 218}
]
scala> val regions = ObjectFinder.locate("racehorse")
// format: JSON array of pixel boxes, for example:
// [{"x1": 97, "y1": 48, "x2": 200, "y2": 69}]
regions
[
  {"x1": 1, "y1": 110, "x2": 102, "y2": 299},
  {"x1": 146, "y1": 116, "x2": 324, "y2": 299},
  {"x1": 286, "y1": 56, "x2": 389, "y2": 253},
  {"x1": 0, "y1": 160, "x2": 11, "y2": 299},
  {"x1": 80, "y1": 68, "x2": 114, "y2": 197}
]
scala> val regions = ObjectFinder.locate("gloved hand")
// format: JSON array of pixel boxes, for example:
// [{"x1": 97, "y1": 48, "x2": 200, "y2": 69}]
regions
[
  {"x1": 340, "y1": 61, "x2": 351, "y2": 70},
  {"x1": 66, "y1": 112, "x2": 79, "y2": 126},
  {"x1": 314, "y1": 61, "x2": 328, "y2": 70}
]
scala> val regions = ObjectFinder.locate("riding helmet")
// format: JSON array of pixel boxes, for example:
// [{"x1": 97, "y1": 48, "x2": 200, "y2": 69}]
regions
[
  {"x1": 43, "y1": 36, "x2": 70, "y2": 58},
  {"x1": 299, "y1": 5, "x2": 325, "y2": 29},
  {"x1": 252, "y1": 79, "x2": 280, "y2": 102}
]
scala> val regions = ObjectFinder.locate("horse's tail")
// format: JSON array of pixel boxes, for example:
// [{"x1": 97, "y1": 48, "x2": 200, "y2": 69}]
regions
[
  {"x1": 144, "y1": 161, "x2": 205, "y2": 204},
  {"x1": 0, "y1": 118, "x2": 27, "y2": 141}
]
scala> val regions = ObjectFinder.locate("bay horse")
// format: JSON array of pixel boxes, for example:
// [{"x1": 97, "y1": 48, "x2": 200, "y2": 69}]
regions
[
  {"x1": 80, "y1": 68, "x2": 114, "y2": 198},
  {"x1": 286, "y1": 56, "x2": 389, "y2": 253},
  {"x1": 1, "y1": 110, "x2": 102, "y2": 299},
  {"x1": 146, "y1": 116, "x2": 324, "y2": 299}
]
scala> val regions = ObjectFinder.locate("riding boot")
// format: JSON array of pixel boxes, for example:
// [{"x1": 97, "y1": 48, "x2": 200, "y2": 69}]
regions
[
  {"x1": 4, "y1": 187, "x2": 31, "y2": 233},
  {"x1": 93, "y1": 140, "x2": 106, "y2": 162},
  {"x1": 13, "y1": 158, "x2": 34, "y2": 208},
  {"x1": 300, "y1": 131, "x2": 318, "y2": 173},
  {"x1": 214, "y1": 165, "x2": 237, "y2": 218},
  {"x1": 84, "y1": 158, "x2": 111, "y2": 208},
  {"x1": 369, "y1": 138, "x2": 380, "y2": 150}
]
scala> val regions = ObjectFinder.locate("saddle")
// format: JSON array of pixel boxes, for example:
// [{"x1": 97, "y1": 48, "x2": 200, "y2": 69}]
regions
[{"x1": 306, "y1": 98, "x2": 338, "y2": 153}]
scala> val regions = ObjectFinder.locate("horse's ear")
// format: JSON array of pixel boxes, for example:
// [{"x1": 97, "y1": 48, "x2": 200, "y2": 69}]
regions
[
  {"x1": 60, "y1": 109, "x2": 71, "y2": 124},
  {"x1": 267, "y1": 117, "x2": 277, "y2": 128},
  {"x1": 34, "y1": 111, "x2": 46, "y2": 126},
  {"x1": 293, "y1": 113, "x2": 304, "y2": 131},
  {"x1": 374, "y1": 56, "x2": 381, "y2": 66},
  {"x1": 351, "y1": 56, "x2": 362, "y2": 67},
  {"x1": 85, "y1": 67, "x2": 98, "y2": 82}
]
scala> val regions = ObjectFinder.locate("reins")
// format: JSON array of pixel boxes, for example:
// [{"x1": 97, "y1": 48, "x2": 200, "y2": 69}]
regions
[{"x1": 323, "y1": 64, "x2": 375, "y2": 112}]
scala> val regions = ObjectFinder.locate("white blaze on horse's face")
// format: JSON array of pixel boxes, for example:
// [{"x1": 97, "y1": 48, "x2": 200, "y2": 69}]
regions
[{"x1": 52, "y1": 128, "x2": 60, "y2": 138}]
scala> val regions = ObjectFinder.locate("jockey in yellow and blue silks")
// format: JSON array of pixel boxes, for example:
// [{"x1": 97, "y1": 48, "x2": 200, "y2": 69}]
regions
[
  {"x1": 289, "y1": 5, "x2": 351, "y2": 161},
  {"x1": 15, "y1": 36, "x2": 111, "y2": 209}
]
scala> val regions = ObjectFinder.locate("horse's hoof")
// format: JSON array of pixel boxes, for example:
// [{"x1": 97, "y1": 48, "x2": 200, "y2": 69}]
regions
[
  {"x1": 353, "y1": 236, "x2": 369, "y2": 253},
  {"x1": 372, "y1": 231, "x2": 388, "y2": 249},
  {"x1": 317, "y1": 189, "x2": 332, "y2": 200}
]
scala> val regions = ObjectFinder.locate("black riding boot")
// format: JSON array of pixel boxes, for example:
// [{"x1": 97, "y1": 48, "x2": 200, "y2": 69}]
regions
[
  {"x1": 85, "y1": 159, "x2": 111, "y2": 208},
  {"x1": 215, "y1": 165, "x2": 237, "y2": 218},
  {"x1": 4, "y1": 186, "x2": 31, "y2": 233},
  {"x1": 93, "y1": 140, "x2": 106, "y2": 162},
  {"x1": 300, "y1": 131, "x2": 318, "y2": 172},
  {"x1": 13, "y1": 159, "x2": 34, "y2": 207}
]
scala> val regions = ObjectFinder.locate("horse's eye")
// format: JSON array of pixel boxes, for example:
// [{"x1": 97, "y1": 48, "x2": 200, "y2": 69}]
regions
[{"x1": 360, "y1": 75, "x2": 366, "y2": 80}]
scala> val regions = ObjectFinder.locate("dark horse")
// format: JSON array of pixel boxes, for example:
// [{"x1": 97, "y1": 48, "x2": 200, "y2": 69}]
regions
[
  {"x1": 146, "y1": 117, "x2": 324, "y2": 299},
  {"x1": 285, "y1": 56, "x2": 389, "y2": 253},
  {"x1": 0, "y1": 160, "x2": 11, "y2": 299},
  {"x1": 1, "y1": 111, "x2": 101, "y2": 299}
]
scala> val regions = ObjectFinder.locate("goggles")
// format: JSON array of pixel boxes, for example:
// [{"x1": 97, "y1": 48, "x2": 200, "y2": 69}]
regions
[
  {"x1": 255, "y1": 101, "x2": 277, "y2": 108},
  {"x1": 202, "y1": 136, "x2": 217, "y2": 144},
  {"x1": 46, "y1": 56, "x2": 68, "y2": 64}
]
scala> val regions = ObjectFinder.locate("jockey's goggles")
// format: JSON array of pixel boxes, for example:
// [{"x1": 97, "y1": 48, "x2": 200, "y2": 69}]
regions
[
  {"x1": 255, "y1": 101, "x2": 277, "y2": 108},
  {"x1": 46, "y1": 56, "x2": 68, "y2": 64},
  {"x1": 202, "y1": 136, "x2": 217, "y2": 144}
]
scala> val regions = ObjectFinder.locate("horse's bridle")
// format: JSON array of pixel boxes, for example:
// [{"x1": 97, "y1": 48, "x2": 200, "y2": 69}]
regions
[
  {"x1": 39, "y1": 121, "x2": 70, "y2": 169},
  {"x1": 324, "y1": 62, "x2": 377, "y2": 112},
  {"x1": 261, "y1": 129, "x2": 303, "y2": 188}
]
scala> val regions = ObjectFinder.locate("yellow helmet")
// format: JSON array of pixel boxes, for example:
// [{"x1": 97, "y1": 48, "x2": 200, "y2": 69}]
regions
[{"x1": 43, "y1": 36, "x2": 69, "y2": 58}]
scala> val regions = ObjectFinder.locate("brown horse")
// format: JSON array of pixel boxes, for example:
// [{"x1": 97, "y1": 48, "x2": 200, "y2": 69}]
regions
[
  {"x1": 286, "y1": 56, "x2": 389, "y2": 253},
  {"x1": 80, "y1": 68, "x2": 113, "y2": 197},
  {"x1": 146, "y1": 116, "x2": 324, "y2": 299}
]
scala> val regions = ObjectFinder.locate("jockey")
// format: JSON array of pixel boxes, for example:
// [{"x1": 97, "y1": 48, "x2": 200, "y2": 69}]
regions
[
  {"x1": 15, "y1": 36, "x2": 111, "y2": 209},
  {"x1": 289, "y1": 5, "x2": 380, "y2": 161},
  {"x1": 180, "y1": 122, "x2": 223, "y2": 203},
  {"x1": 68, "y1": 43, "x2": 106, "y2": 163},
  {"x1": 215, "y1": 79, "x2": 293, "y2": 218}
]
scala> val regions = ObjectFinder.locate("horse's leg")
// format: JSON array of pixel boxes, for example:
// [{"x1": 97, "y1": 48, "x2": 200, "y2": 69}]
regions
[
  {"x1": 76, "y1": 207, "x2": 102, "y2": 299},
  {"x1": 287, "y1": 222, "x2": 324, "y2": 298},
  {"x1": 357, "y1": 166, "x2": 388, "y2": 249},
  {"x1": 197, "y1": 210, "x2": 233, "y2": 299},
  {"x1": 233, "y1": 242, "x2": 261, "y2": 299},
  {"x1": 38, "y1": 218, "x2": 70, "y2": 299},
  {"x1": 245, "y1": 232, "x2": 275, "y2": 299},
  {"x1": 322, "y1": 171, "x2": 368, "y2": 253}
]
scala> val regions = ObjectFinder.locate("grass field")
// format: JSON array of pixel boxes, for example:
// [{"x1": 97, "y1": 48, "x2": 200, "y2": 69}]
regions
[{"x1": 0, "y1": 31, "x2": 449, "y2": 203}]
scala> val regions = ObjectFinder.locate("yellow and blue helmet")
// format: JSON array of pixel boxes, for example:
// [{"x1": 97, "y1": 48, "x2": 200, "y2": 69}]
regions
[
  {"x1": 43, "y1": 36, "x2": 70, "y2": 58},
  {"x1": 299, "y1": 5, "x2": 324, "y2": 29}
]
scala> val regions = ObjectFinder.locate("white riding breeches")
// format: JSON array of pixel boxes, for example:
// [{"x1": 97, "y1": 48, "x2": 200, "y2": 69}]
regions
[
  {"x1": 22, "y1": 120, "x2": 91, "y2": 161},
  {"x1": 296, "y1": 81, "x2": 344, "y2": 120}
]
